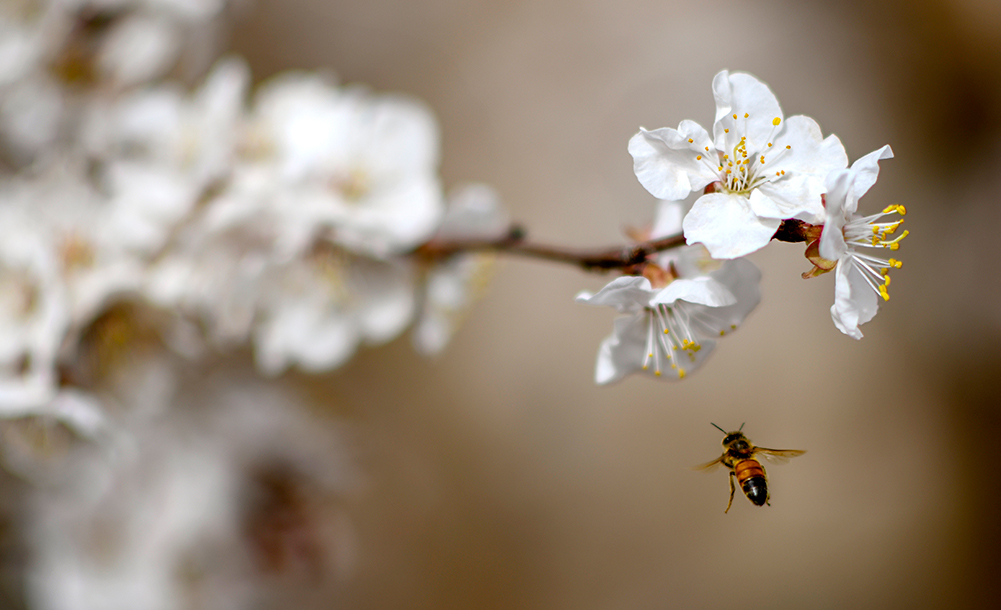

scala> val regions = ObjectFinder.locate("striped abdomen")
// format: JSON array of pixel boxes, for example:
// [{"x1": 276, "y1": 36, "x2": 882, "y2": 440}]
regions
[{"x1": 734, "y1": 459, "x2": 769, "y2": 506}]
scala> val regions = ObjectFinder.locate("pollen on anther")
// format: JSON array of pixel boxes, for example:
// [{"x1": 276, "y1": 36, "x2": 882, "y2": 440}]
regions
[
  {"x1": 744, "y1": 113, "x2": 749, "y2": 118},
  {"x1": 688, "y1": 138, "x2": 694, "y2": 143},
  {"x1": 780, "y1": 170, "x2": 785, "y2": 175},
  {"x1": 776, "y1": 172, "x2": 780, "y2": 176},
  {"x1": 678, "y1": 368, "x2": 687, "y2": 379},
  {"x1": 772, "y1": 117, "x2": 781, "y2": 126},
  {"x1": 785, "y1": 145, "x2": 791, "y2": 149},
  {"x1": 697, "y1": 155, "x2": 702, "y2": 160},
  {"x1": 705, "y1": 146, "x2": 709, "y2": 152},
  {"x1": 767, "y1": 143, "x2": 773, "y2": 148},
  {"x1": 724, "y1": 128, "x2": 730, "y2": 133},
  {"x1": 719, "y1": 330, "x2": 725, "y2": 336}
]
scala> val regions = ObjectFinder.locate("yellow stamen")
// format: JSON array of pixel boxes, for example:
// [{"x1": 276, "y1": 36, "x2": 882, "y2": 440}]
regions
[{"x1": 772, "y1": 117, "x2": 781, "y2": 126}]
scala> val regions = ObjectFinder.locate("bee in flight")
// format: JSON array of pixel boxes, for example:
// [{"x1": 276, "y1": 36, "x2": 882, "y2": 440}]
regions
[{"x1": 694, "y1": 423, "x2": 805, "y2": 513}]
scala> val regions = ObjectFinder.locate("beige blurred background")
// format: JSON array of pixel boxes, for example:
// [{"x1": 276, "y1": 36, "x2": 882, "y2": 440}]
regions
[{"x1": 205, "y1": 0, "x2": 1001, "y2": 607}]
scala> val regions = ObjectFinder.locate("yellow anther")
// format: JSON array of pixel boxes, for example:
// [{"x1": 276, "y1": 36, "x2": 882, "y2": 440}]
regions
[
  {"x1": 642, "y1": 365, "x2": 648, "y2": 370},
  {"x1": 671, "y1": 363, "x2": 677, "y2": 369},
  {"x1": 718, "y1": 166, "x2": 723, "y2": 171},
  {"x1": 767, "y1": 142, "x2": 773, "y2": 147},
  {"x1": 889, "y1": 243, "x2": 899, "y2": 250},
  {"x1": 655, "y1": 370, "x2": 662, "y2": 377},
  {"x1": 732, "y1": 114, "x2": 737, "y2": 120},
  {"x1": 785, "y1": 145, "x2": 791, "y2": 149},
  {"x1": 888, "y1": 258, "x2": 902, "y2": 268},
  {"x1": 760, "y1": 156, "x2": 765, "y2": 163},
  {"x1": 705, "y1": 146, "x2": 709, "y2": 152},
  {"x1": 879, "y1": 284, "x2": 890, "y2": 301},
  {"x1": 772, "y1": 117, "x2": 781, "y2": 125},
  {"x1": 884, "y1": 275, "x2": 892, "y2": 286},
  {"x1": 723, "y1": 154, "x2": 729, "y2": 159},
  {"x1": 898, "y1": 205, "x2": 907, "y2": 215},
  {"x1": 688, "y1": 138, "x2": 694, "y2": 143},
  {"x1": 780, "y1": 170, "x2": 785, "y2": 175},
  {"x1": 872, "y1": 225, "x2": 880, "y2": 234},
  {"x1": 648, "y1": 353, "x2": 653, "y2": 358},
  {"x1": 678, "y1": 368, "x2": 686, "y2": 379},
  {"x1": 719, "y1": 330, "x2": 725, "y2": 336},
  {"x1": 664, "y1": 329, "x2": 669, "y2": 334},
  {"x1": 724, "y1": 128, "x2": 730, "y2": 133},
  {"x1": 731, "y1": 324, "x2": 736, "y2": 329},
  {"x1": 728, "y1": 162, "x2": 733, "y2": 167},
  {"x1": 744, "y1": 113, "x2": 749, "y2": 118},
  {"x1": 776, "y1": 172, "x2": 781, "y2": 176},
  {"x1": 880, "y1": 268, "x2": 888, "y2": 276},
  {"x1": 697, "y1": 155, "x2": 702, "y2": 160},
  {"x1": 672, "y1": 345, "x2": 678, "y2": 350}
]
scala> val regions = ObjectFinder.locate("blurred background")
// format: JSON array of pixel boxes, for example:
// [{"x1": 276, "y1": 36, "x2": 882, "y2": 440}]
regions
[{"x1": 5, "y1": 0, "x2": 1001, "y2": 608}]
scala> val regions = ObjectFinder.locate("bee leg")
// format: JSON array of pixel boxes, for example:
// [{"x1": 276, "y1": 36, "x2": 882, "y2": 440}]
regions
[{"x1": 725, "y1": 472, "x2": 736, "y2": 514}]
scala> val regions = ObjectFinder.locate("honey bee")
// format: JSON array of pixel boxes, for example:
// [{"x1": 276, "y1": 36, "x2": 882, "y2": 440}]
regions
[{"x1": 695, "y1": 423, "x2": 805, "y2": 513}]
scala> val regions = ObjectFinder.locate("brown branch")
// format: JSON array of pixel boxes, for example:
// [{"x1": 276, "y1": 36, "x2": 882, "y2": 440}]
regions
[
  {"x1": 416, "y1": 225, "x2": 687, "y2": 272},
  {"x1": 416, "y1": 219, "x2": 812, "y2": 272}
]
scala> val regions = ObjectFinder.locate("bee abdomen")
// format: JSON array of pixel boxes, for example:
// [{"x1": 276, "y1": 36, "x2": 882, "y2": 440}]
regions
[{"x1": 734, "y1": 460, "x2": 769, "y2": 507}]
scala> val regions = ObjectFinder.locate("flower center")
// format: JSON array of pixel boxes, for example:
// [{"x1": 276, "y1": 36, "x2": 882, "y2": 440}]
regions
[
  {"x1": 641, "y1": 303, "x2": 702, "y2": 380},
  {"x1": 843, "y1": 204, "x2": 908, "y2": 301},
  {"x1": 697, "y1": 115, "x2": 790, "y2": 195}
]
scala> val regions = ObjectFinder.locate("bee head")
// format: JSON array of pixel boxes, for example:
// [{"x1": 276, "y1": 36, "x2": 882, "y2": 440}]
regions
[
  {"x1": 712, "y1": 423, "x2": 747, "y2": 450},
  {"x1": 722, "y1": 431, "x2": 747, "y2": 449}
]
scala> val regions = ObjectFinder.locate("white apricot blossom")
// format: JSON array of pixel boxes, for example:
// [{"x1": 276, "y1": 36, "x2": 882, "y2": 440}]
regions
[
  {"x1": 629, "y1": 70, "x2": 847, "y2": 259},
  {"x1": 816, "y1": 145, "x2": 903, "y2": 339},
  {"x1": 577, "y1": 254, "x2": 760, "y2": 383},
  {"x1": 253, "y1": 246, "x2": 416, "y2": 375},
  {"x1": 245, "y1": 74, "x2": 444, "y2": 257}
]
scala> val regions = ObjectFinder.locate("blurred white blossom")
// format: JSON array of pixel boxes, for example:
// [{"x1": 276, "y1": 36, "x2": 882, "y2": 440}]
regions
[{"x1": 413, "y1": 183, "x2": 508, "y2": 356}]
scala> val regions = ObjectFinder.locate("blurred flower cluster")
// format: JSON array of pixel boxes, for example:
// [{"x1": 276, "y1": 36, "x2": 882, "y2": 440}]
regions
[
  {"x1": 0, "y1": 1, "x2": 508, "y2": 606},
  {"x1": 0, "y1": 0, "x2": 507, "y2": 437}
]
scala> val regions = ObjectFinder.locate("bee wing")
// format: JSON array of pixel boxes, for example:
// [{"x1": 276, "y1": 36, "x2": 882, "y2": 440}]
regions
[
  {"x1": 753, "y1": 448, "x2": 806, "y2": 464},
  {"x1": 692, "y1": 455, "x2": 726, "y2": 471}
]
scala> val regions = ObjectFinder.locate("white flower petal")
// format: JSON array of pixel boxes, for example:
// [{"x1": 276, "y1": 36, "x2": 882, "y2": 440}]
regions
[
  {"x1": 629, "y1": 124, "x2": 715, "y2": 201},
  {"x1": 575, "y1": 276, "x2": 654, "y2": 314},
  {"x1": 713, "y1": 71, "x2": 783, "y2": 153},
  {"x1": 819, "y1": 170, "x2": 853, "y2": 261},
  {"x1": 683, "y1": 193, "x2": 780, "y2": 259},
  {"x1": 831, "y1": 260, "x2": 878, "y2": 340},
  {"x1": 848, "y1": 144, "x2": 894, "y2": 200},
  {"x1": 653, "y1": 276, "x2": 736, "y2": 308},
  {"x1": 650, "y1": 199, "x2": 688, "y2": 239},
  {"x1": 752, "y1": 175, "x2": 825, "y2": 221}
]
